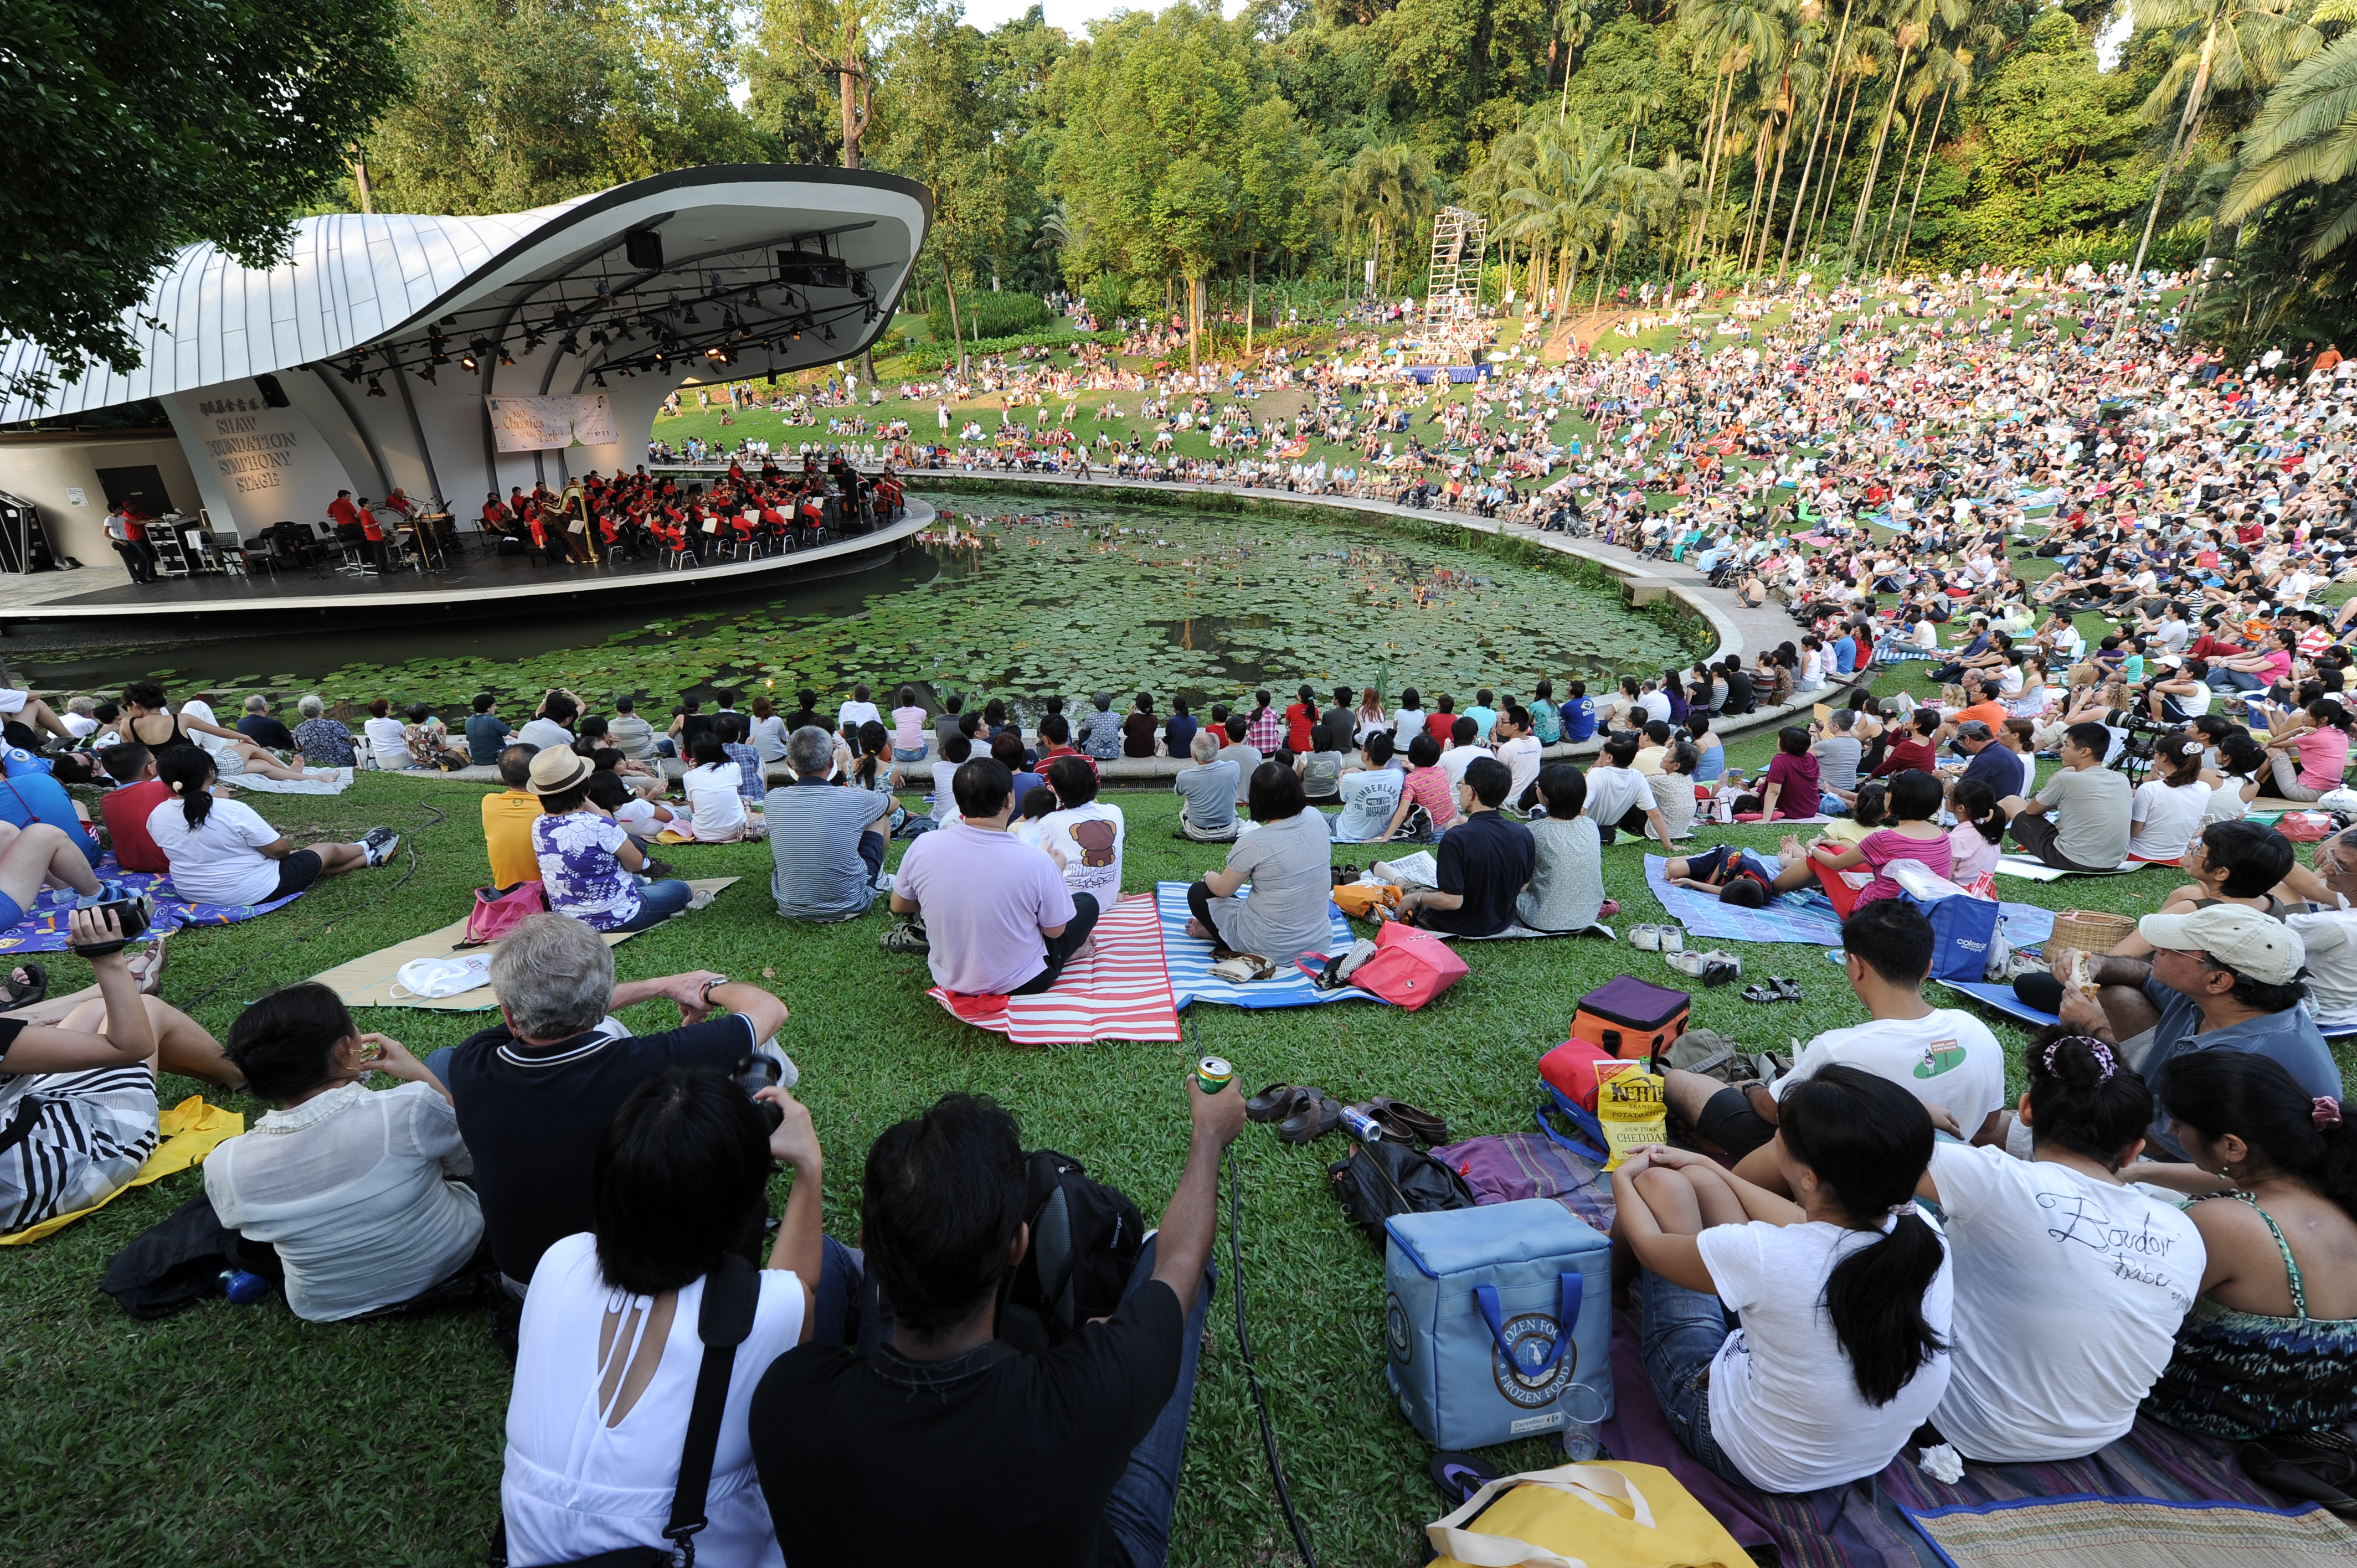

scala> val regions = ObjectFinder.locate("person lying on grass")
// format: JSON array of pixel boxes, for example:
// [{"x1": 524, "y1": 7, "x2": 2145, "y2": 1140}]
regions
[
  {"x1": 1613, "y1": 1066, "x2": 1953, "y2": 1493},
  {"x1": 1661, "y1": 899, "x2": 2008, "y2": 1184}
]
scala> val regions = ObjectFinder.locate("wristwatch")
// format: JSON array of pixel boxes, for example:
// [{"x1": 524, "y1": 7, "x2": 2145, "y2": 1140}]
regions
[{"x1": 700, "y1": 976, "x2": 727, "y2": 1011}]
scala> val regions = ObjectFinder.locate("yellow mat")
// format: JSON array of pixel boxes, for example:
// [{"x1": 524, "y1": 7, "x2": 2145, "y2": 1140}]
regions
[
  {"x1": 307, "y1": 878, "x2": 740, "y2": 1011},
  {"x1": 0, "y1": 1096, "x2": 243, "y2": 1246}
]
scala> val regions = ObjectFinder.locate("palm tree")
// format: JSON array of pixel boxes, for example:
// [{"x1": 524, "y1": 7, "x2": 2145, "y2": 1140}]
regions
[
  {"x1": 1780, "y1": 0, "x2": 1860, "y2": 274},
  {"x1": 2125, "y1": 0, "x2": 2319, "y2": 280},
  {"x1": 1556, "y1": 0, "x2": 1611, "y2": 119},
  {"x1": 2218, "y1": 30, "x2": 2357, "y2": 260},
  {"x1": 1502, "y1": 121, "x2": 1622, "y2": 306},
  {"x1": 1336, "y1": 142, "x2": 1440, "y2": 298},
  {"x1": 1683, "y1": 0, "x2": 1784, "y2": 270},
  {"x1": 1845, "y1": 0, "x2": 1944, "y2": 259}
]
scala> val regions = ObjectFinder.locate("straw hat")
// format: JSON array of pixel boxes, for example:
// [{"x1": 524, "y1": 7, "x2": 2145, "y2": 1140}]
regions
[{"x1": 528, "y1": 746, "x2": 593, "y2": 796}]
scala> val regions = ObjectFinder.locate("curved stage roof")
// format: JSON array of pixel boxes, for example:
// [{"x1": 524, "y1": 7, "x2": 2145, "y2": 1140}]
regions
[{"x1": 0, "y1": 165, "x2": 933, "y2": 421}]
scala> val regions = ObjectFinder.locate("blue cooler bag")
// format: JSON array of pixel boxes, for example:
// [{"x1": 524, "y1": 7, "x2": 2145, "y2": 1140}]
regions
[
  {"x1": 1902, "y1": 884, "x2": 2000, "y2": 982},
  {"x1": 1384, "y1": 1198, "x2": 1613, "y2": 1450}
]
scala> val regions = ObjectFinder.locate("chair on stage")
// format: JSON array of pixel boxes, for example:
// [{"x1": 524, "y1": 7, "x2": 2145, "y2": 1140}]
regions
[{"x1": 331, "y1": 522, "x2": 377, "y2": 576}]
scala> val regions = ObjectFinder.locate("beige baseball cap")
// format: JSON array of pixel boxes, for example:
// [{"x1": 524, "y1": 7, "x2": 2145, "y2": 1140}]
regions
[{"x1": 2138, "y1": 905, "x2": 2306, "y2": 986}]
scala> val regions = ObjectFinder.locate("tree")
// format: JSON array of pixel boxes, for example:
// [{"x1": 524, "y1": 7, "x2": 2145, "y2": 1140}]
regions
[
  {"x1": 759, "y1": 0, "x2": 912, "y2": 169},
  {"x1": 4, "y1": 0, "x2": 406, "y2": 405},
  {"x1": 1335, "y1": 141, "x2": 1442, "y2": 297},
  {"x1": 2217, "y1": 13, "x2": 2357, "y2": 261},
  {"x1": 366, "y1": 0, "x2": 759, "y2": 215}
]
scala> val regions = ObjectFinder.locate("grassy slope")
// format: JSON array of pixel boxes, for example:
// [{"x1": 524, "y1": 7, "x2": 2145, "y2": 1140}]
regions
[{"x1": 4, "y1": 757, "x2": 2332, "y2": 1568}]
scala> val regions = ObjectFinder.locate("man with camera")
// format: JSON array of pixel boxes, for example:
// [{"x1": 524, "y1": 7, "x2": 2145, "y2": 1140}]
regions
[
  {"x1": 749, "y1": 1072, "x2": 1247, "y2": 1568},
  {"x1": 2002, "y1": 721, "x2": 2133, "y2": 872}
]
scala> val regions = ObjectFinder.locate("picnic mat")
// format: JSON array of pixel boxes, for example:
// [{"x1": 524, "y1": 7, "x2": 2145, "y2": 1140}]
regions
[
  {"x1": 0, "y1": 859, "x2": 304, "y2": 956},
  {"x1": 1156, "y1": 880, "x2": 1364, "y2": 1010},
  {"x1": 310, "y1": 878, "x2": 739, "y2": 1010},
  {"x1": 0, "y1": 1097, "x2": 241, "y2": 1246},
  {"x1": 221, "y1": 767, "x2": 354, "y2": 795},
  {"x1": 1645, "y1": 854, "x2": 1845, "y2": 946},
  {"x1": 1994, "y1": 855, "x2": 2142, "y2": 882},
  {"x1": 1903, "y1": 1494, "x2": 2357, "y2": 1568},
  {"x1": 1943, "y1": 978, "x2": 2063, "y2": 1030},
  {"x1": 925, "y1": 891, "x2": 1180, "y2": 1044}
]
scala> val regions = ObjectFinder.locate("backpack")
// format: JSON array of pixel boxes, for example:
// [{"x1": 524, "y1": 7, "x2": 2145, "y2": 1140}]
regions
[
  {"x1": 459, "y1": 881, "x2": 547, "y2": 947},
  {"x1": 1002, "y1": 1149, "x2": 1145, "y2": 1349},
  {"x1": 1328, "y1": 1138, "x2": 1477, "y2": 1245}
]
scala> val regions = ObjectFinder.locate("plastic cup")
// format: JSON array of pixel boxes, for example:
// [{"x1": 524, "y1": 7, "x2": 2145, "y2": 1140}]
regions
[{"x1": 1555, "y1": 1381, "x2": 1610, "y2": 1462}]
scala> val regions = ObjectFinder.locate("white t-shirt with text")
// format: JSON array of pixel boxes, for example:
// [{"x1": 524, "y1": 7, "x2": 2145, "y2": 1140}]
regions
[{"x1": 1774, "y1": 1008, "x2": 2008, "y2": 1132}]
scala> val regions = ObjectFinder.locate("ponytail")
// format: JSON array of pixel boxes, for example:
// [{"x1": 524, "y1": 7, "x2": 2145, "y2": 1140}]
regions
[
  {"x1": 154, "y1": 746, "x2": 217, "y2": 832},
  {"x1": 2023, "y1": 1029, "x2": 2152, "y2": 1168},
  {"x1": 1951, "y1": 779, "x2": 2008, "y2": 844},
  {"x1": 1776, "y1": 1065, "x2": 1947, "y2": 1407}
]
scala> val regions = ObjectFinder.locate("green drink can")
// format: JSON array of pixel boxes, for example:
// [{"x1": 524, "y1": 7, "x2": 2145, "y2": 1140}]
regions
[{"x1": 1195, "y1": 1055, "x2": 1234, "y2": 1097}]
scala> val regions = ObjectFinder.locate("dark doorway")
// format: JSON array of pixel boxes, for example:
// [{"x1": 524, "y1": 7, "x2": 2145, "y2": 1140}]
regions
[{"x1": 95, "y1": 465, "x2": 176, "y2": 515}]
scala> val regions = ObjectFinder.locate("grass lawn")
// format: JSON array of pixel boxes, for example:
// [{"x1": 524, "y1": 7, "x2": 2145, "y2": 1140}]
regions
[{"x1": 4, "y1": 755, "x2": 2332, "y2": 1567}]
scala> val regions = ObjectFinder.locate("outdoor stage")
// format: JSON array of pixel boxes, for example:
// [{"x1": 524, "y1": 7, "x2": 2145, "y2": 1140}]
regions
[{"x1": 0, "y1": 501, "x2": 931, "y2": 628}]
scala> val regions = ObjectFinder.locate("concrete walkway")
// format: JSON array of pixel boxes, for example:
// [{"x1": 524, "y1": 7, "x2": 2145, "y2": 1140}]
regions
[{"x1": 342, "y1": 471, "x2": 1862, "y2": 792}]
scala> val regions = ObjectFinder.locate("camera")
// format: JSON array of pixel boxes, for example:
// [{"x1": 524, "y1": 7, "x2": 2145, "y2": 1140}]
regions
[
  {"x1": 731, "y1": 1053, "x2": 796, "y2": 1131},
  {"x1": 67, "y1": 892, "x2": 154, "y2": 958}
]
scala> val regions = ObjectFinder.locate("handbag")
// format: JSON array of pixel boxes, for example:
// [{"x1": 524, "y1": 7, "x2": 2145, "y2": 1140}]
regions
[
  {"x1": 1426, "y1": 1461, "x2": 1753, "y2": 1568},
  {"x1": 491, "y1": 1254, "x2": 760, "y2": 1567},
  {"x1": 460, "y1": 881, "x2": 548, "y2": 948},
  {"x1": 1347, "y1": 921, "x2": 1469, "y2": 1010}
]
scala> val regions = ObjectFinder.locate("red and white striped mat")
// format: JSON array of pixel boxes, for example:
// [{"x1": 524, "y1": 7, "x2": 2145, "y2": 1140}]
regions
[{"x1": 927, "y1": 891, "x2": 1181, "y2": 1044}]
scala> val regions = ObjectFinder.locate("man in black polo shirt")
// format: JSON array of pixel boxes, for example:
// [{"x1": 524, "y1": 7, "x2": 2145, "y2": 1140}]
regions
[
  {"x1": 1394, "y1": 756, "x2": 1536, "y2": 936},
  {"x1": 1720, "y1": 654, "x2": 1757, "y2": 715},
  {"x1": 430, "y1": 912, "x2": 792, "y2": 1287},
  {"x1": 749, "y1": 1076, "x2": 1246, "y2": 1567}
]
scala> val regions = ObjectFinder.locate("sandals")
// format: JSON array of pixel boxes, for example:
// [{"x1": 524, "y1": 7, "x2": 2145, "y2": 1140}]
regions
[
  {"x1": 1247, "y1": 1083, "x2": 1312, "y2": 1123},
  {"x1": 1428, "y1": 1450, "x2": 1500, "y2": 1509},
  {"x1": 879, "y1": 920, "x2": 930, "y2": 955},
  {"x1": 1277, "y1": 1088, "x2": 1342, "y2": 1145},
  {"x1": 1349, "y1": 1096, "x2": 1452, "y2": 1146},
  {"x1": 0, "y1": 960, "x2": 45, "y2": 1012},
  {"x1": 1741, "y1": 976, "x2": 1805, "y2": 1005}
]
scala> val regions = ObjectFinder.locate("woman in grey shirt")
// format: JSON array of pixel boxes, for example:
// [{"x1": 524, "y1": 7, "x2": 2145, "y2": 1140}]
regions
[
  {"x1": 1185, "y1": 763, "x2": 1335, "y2": 960},
  {"x1": 1517, "y1": 765, "x2": 1606, "y2": 932}
]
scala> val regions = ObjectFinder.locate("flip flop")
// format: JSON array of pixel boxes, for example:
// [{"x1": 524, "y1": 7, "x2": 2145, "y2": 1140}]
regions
[
  {"x1": 1356, "y1": 1096, "x2": 1451, "y2": 1146},
  {"x1": 1771, "y1": 976, "x2": 1805, "y2": 1002},
  {"x1": 1246, "y1": 1083, "x2": 1310, "y2": 1124},
  {"x1": 1427, "y1": 1450, "x2": 1500, "y2": 1508},
  {"x1": 1277, "y1": 1087, "x2": 1341, "y2": 1145},
  {"x1": 1741, "y1": 983, "x2": 1782, "y2": 1005},
  {"x1": 0, "y1": 960, "x2": 47, "y2": 1012}
]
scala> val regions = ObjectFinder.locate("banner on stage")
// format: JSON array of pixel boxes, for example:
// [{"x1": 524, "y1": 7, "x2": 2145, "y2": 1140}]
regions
[{"x1": 486, "y1": 394, "x2": 618, "y2": 451}]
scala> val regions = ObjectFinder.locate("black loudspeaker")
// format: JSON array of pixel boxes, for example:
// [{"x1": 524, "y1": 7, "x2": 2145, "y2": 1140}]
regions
[
  {"x1": 625, "y1": 229, "x2": 664, "y2": 270},
  {"x1": 254, "y1": 373, "x2": 289, "y2": 408}
]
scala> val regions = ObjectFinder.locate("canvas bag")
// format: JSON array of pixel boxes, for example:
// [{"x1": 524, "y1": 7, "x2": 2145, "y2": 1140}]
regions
[
  {"x1": 1384, "y1": 1198, "x2": 1613, "y2": 1450},
  {"x1": 1886, "y1": 861, "x2": 1999, "y2": 982},
  {"x1": 1351, "y1": 921, "x2": 1470, "y2": 1010},
  {"x1": 460, "y1": 881, "x2": 548, "y2": 947},
  {"x1": 1425, "y1": 1461, "x2": 1754, "y2": 1568}
]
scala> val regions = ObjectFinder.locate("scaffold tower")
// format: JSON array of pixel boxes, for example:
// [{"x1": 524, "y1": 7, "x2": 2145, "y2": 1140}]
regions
[{"x1": 1422, "y1": 207, "x2": 1489, "y2": 358}]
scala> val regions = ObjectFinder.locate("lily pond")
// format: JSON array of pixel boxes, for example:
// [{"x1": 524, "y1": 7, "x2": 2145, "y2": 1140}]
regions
[{"x1": 42, "y1": 499, "x2": 1704, "y2": 716}]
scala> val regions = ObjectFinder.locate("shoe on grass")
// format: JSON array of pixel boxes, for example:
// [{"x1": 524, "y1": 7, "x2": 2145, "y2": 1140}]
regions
[
  {"x1": 359, "y1": 827, "x2": 401, "y2": 866},
  {"x1": 1666, "y1": 948, "x2": 1742, "y2": 987}
]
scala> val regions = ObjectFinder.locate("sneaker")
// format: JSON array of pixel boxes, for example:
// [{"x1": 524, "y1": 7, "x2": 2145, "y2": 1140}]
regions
[
  {"x1": 1655, "y1": 925, "x2": 1684, "y2": 953},
  {"x1": 359, "y1": 827, "x2": 400, "y2": 866},
  {"x1": 870, "y1": 871, "x2": 895, "y2": 894},
  {"x1": 75, "y1": 879, "x2": 131, "y2": 909},
  {"x1": 1666, "y1": 948, "x2": 1742, "y2": 987},
  {"x1": 1629, "y1": 923, "x2": 1664, "y2": 951},
  {"x1": 643, "y1": 858, "x2": 676, "y2": 879}
]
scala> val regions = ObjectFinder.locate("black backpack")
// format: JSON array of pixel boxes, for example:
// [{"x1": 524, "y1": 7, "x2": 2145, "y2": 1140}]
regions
[
  {"x1": 1327, "y1": 1139, "x2": 1476, "y2": 1245},
  {"x1": 1001, "y1": 1149, "x2": 1146, "y2": 1349}
]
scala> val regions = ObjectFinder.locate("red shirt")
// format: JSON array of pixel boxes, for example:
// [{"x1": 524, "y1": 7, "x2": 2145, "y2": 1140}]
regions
[
  {"x1": 1283, "y1": 703, "x2": 1317, "y2": 753},
  {"x1": 327, "y1": 497, "x2": 363, "y2": 531},
  {"x1": 102, "y1": 780, "x2": 172, "y2": 874}
]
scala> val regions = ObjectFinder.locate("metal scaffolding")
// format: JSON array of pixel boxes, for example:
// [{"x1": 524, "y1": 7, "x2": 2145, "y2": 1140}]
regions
[{"x1": 1421, "y1": 207, "x2": 1489, "y2": 358}]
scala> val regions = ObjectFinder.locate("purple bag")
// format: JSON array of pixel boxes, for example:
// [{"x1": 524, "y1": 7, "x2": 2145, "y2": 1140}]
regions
[{"x1": 1428, "y1": 1132, "x2": 1614, "y2": 1235}]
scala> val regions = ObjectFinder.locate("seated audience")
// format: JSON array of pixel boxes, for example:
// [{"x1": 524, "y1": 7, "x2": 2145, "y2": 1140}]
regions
[
  {"x1": 1805, "y1": 768, "x2": 1953, "y2": 906},
  {"x1": 1038, "y1": 755, "x2": 1126, "y2": 909},
  {"x1": 238, "y1": 695, "x2": 297, "y2": 752},
  {"x1": 767, "y1": 726, "x2": 893, "y2": 922},
  {"x1": 1664, "y1": 900, "x2": 2006, "y2": 1180},
  {"x1": 2004, "y1": 721, "x2": 2133, "y2": 871},
  {"x1": 1754, "y1": 725, "x2": 1823, "y2": 821},
  {"x1": 1173, "y1": 731, "x2": 1239, "y2": 842},
  {"x1": 206, "y1": 984, "x2": 483, "y2": 1322},
  {"x1": 1396, "y1": 757, "x2": 1533, "y2": 937},
  {"x1": 1946, "y1": 780, "x2": 2008, "y2": 897},
  {"x1": 526, "y1": 747, "x2": 693, "y2": 931},
  {"x1": 1329, "y1": 731, "x2": 1403, "y2": 843},
  {"x1": 2261, "y1": 695, "x2": 2356, "y2": 803},
  {"x1": 1583, "y1": 735, "x2": 1676, "y2": 850},
  {"x1": 750, "y1": 1079, "x2": 1244, "y2": 1568},
  {"x1": 290, "y1": 695, "x2": 357, "y2": 768},
  {"x1": 1515, "y1": 766, "x2": 1605, "y2": 932},
  {"x1": 121, "y1": 683, "x2": 313, "y2": 781},
  {"x1": 891, "y1": 758, "x2": 1099, "y2": 994},
  {"x1": 362, "y1": 698, "x2": 414, "y2": 769},
  {"x1": 98, "y1": 742, "x2": 171, "y2": 874},
  {"x1": 1185, "y1": 763, "x2": 1334, "y2": 961},
  {"x1": 1614, "y1": 1067, "x2": 1953, "y2": 1492},
  {"x1": 604, "y1": 695, "x2": 657, "y2": 760},
  {"x1": 681, "y1": 733, "x2": 756, "y2": 843},
  {"x1": 1916, "y1": 1035, "x2": 2201, "y2": 1462},
  {"x1": 404, "y1": 703, "x2": 469, "y2": 772},
  {"x1": 503, "y1": 1067, "x2": 829, "y2": 1566},
  {"x1": 1298, "y1": 724, "x2": 1347, "y2": 803},
  {"x1": 482, "y1": 744, "x2": 543, "y2": 888},
  {"x1": 464, "y1": 694, "x2": 513, "y2": 767},
  {"x1": 516, "y1": 692, "x2": 579, "y2": 752},
  {"x1": 148, "y1": 747, "x2": 397, "y2": 906},
  {"x1": 2130, "y1": 1051, "x2": 2357, "y2": 1438},
  {"x1": 2128, "y1": 734, "x2": 2214, "y2": 863},
  {"x1": 2046, "y1": 905, "x2": 2340, "y2": 1160},
  {"x1": 1379, "y1": 733, "x2": 1459, "y2": 842},
  {"x1": 433, "y1": 913, "x2": 792, "y2": 1288}
]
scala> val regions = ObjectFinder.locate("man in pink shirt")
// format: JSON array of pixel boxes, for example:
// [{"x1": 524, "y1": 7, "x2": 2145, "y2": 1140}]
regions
[{"x1": 889, "y1": 757, "x2": 1098, "y2": 996}]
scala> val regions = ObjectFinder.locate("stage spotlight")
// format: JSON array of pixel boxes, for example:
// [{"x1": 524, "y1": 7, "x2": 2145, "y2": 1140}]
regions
[
  {"x1": 498, "y1": 345, "x2": 515, "y2": 366},
  {"x1": 590, "y1": 329, "x2": 608, "y2": 345},
  {"x1": 367, "y1": 376, "x2": 385, "y2": 397},
  {"x1": 822, "y1": 324, "x2": 835, "y2": 342},
  {"x1": 420, "y1": 363, "x2": 438, "y2": 384},
  {"x1": 594, "y1": 372, "x2": 608, "y2": 388},
  {"x1": 682, "y1": 302, "x2": 702, "y2": 324},
  {"x1": 429, "y1": 327, "x2": 448, "y2": 364}
]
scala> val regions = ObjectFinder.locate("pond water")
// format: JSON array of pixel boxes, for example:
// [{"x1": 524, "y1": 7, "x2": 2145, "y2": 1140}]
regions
[{"x1": 17, "y1": 499, "x2": 1700, "y2": 718}]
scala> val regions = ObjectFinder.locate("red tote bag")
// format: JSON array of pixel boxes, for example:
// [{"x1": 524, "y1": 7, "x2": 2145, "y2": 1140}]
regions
[{"x1": 1350, "y1": 922, "x2": 1470, "y2": 1011}]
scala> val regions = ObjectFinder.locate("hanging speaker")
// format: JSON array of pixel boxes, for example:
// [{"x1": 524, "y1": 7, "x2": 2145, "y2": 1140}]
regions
[{"x1": 625, "y1": 229, "x2": 665, "y2": 270}]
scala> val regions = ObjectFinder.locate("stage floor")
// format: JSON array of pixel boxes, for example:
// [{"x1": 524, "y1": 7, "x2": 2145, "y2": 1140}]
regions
[{"x1": 1, "y1": 505, "x2": 930, "y2": 622}]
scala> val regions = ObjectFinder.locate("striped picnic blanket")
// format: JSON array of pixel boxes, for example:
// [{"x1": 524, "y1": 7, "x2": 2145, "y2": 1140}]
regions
[
  {"x1": 1157, "y1": 881, "x2": 1366, "y2": 1010},
  {"x1": 925, "y1": 891, "x2": 1181, "y2": 1044}
]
